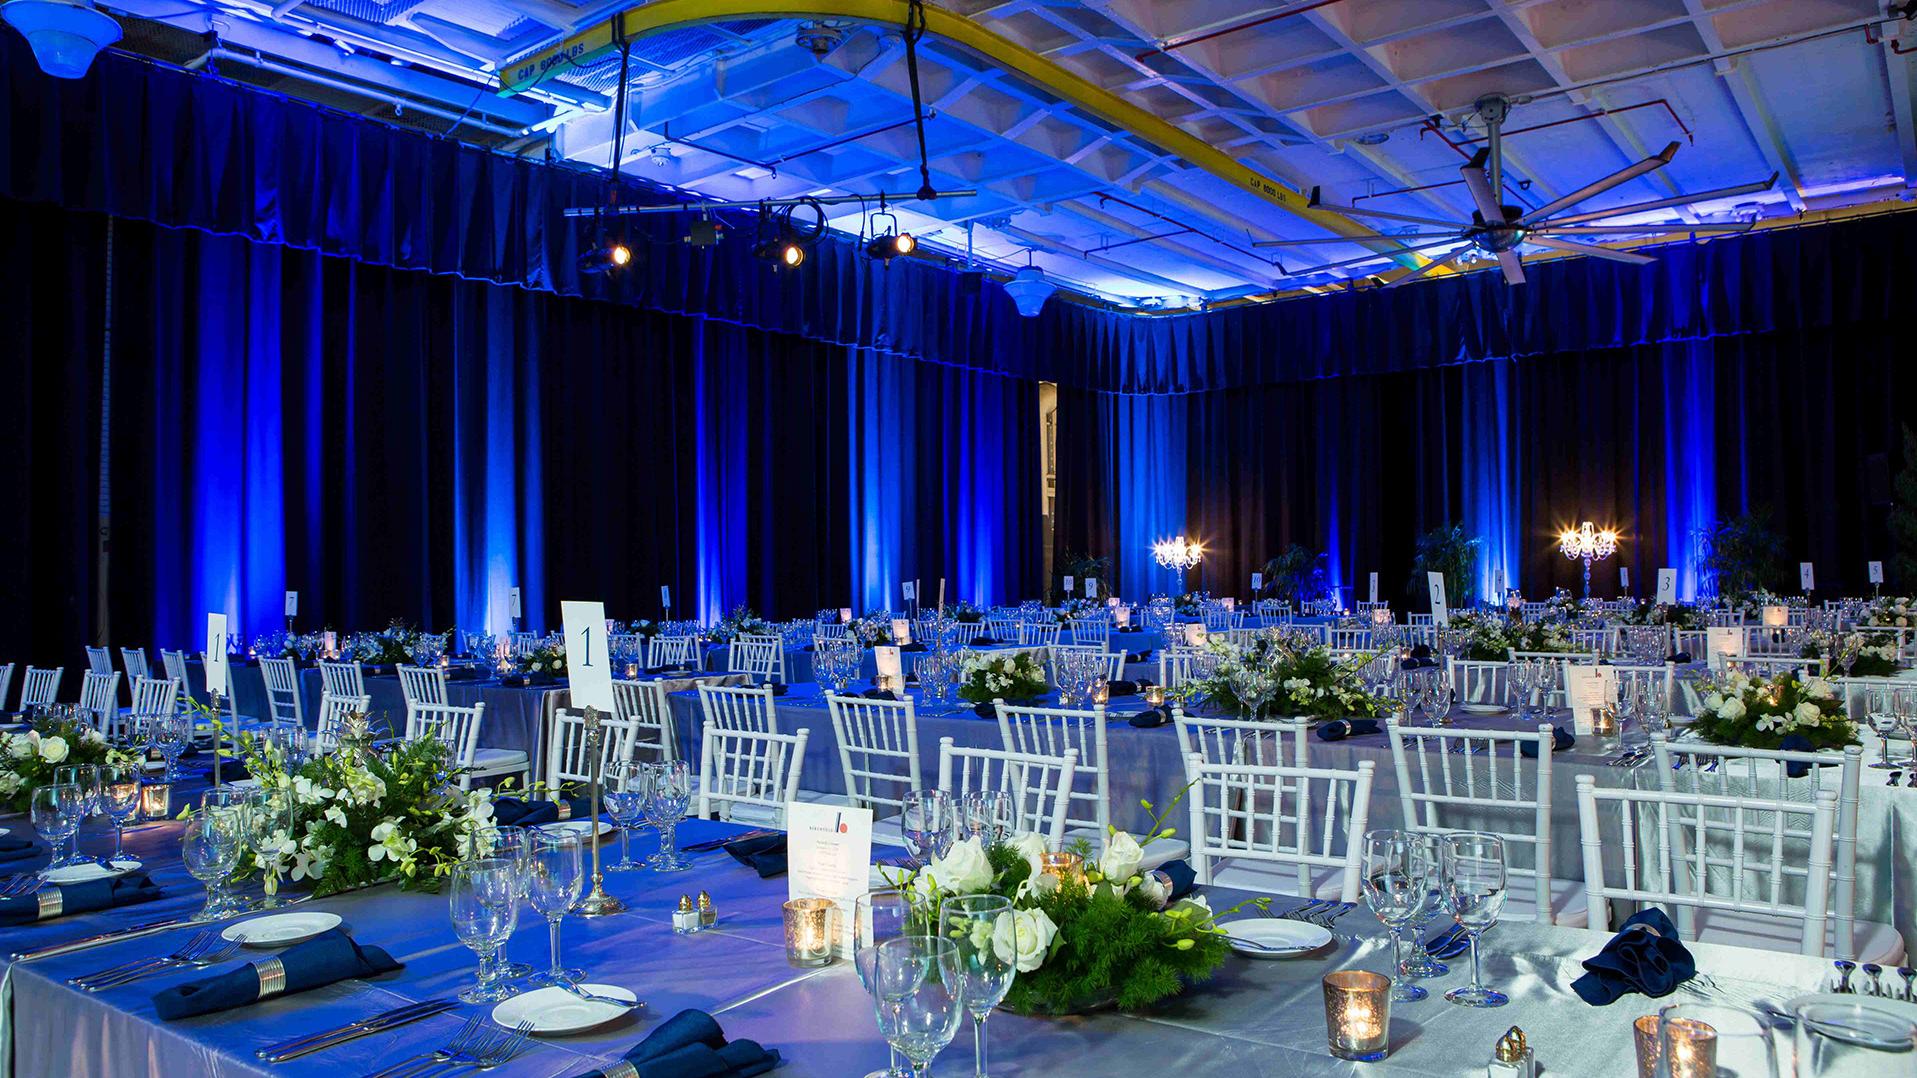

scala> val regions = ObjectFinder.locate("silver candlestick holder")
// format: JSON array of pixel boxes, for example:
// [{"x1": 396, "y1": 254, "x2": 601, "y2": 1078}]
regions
[{"x1": 574, "y1": 706, "x2": 626, "y2": 917}]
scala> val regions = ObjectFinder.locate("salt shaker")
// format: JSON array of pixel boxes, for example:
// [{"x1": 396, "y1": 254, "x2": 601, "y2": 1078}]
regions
[
  {"x1": 672, "y1": 894, "x2": 700, "y2": 934},
  {"x1": 1487, "y1": 1026, "x2": 1534, "y2": 1078}
]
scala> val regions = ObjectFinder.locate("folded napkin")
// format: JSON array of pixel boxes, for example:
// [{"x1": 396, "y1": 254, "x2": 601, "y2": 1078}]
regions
[
  {"x1": 972, "y1": 702, "x2": 995, "y2": 719},
  {"x1": 900, "y1": 643, "x2": 926, "y2": 653},
  {"x1": 0, "y1": 835, "x2": 39, "y2": 864},
  {"x1": 572, "y1": 1009, "x2": 780, "y2": 1078},
  {"x1": 1425, "y1": 923, "x2": 1470, "y2": 959},
  {"x1": 1519, "y1": 726, "x2": 1577, "y2": 757},
  {"x1": 1158, "y1": 860, "x2": 1197, "y2": 901},
  {"x1": 0, "y1": 873, "x2": 161, "y2": 926},
  {"x1": 1124, "y1": 651, "x2": 1153, "y2": 664},
  {"x1": 1666, "y1": 651, "x2": 1693, "y2": 665},
  {"x1": 860, "y1": 688, "x2": 899, "y2": 702},
  {"x1": 1779, "y1": 732, "x2": 1816, "y2": 777},
  {"x1": 153, "y1": 929, "x2": 403, "y2": 1020},
  {"x1": 1316, "y1": 718, "x2": 1381, "y2": 742},
  {"x1": 723, "y1": 834, "x2": 787, "y2": 878},
  {"x1": 1106, "y1": 680, "x2": 1139, "y2": 698},
  {"x1": 1570, "y1": 908, "x2": 1695, "y2": 1006},
  {"x1": 1128, "y1": 706, "x2": 1174, "y2": 728},
  {"x1": 970, "y1": 636, "x2": 1000, "y2": 646},
  {"x1": 491, "y1": 796, "x2": 595, "y2": 827}
]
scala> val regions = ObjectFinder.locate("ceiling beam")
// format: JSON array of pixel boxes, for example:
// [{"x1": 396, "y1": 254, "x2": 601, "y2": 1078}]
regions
[
  {"x1": 1680, "y1": 0, "x2": 1808, "y2": 209},
  {"x1": 1880, "y1": 15, "x2": 1917, "y2": 189}
]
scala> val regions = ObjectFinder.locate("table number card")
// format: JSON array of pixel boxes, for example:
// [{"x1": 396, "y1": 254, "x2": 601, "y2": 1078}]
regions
[
  {"x1": 1799, "y1": 562, "x2": 1816, "y2": 592},
  {"x1": 1619, "y1": 566, "x2": 1631, "y2": 592},
  {"x1": 284, "y1": 591, "x2": 298, "y2": 618},
  {"x1": 1563, "y1": 666, "x2": 1617, "y2": 735},
  {"x1": 1063, "y1": 575, "x2": 1075, "y2": 594},
  {"x1": 785, "y1": 802, "x2": 874, "y2": 959},
  {"x1": 660, "y1": 586, "x2": 672, "y2": 612},
  {"x1": 902, "y1": 581, "x2": 916, "y2": 603},
  {"x1": 1368, "y1": 572, "x2": 1380, "y2": 605},
  {"x1": 509, "y1": 587, "x2": 523, "y2": 620},
  {"x1": 1869, "y1": 561, "x2": 1885, "y2": 585},
  {"x1": 561, "y1": 600, "x2": 614, "y2": 713},
  {"x1": 1085, "y1": 578, "x2": 1098, "y2": 600},
  {"x1": 205, "y1": 613, "x2": 231, "y2": 697},
  {"x1": 889, "y1": 619, "x2": 912, "y2": 647},
  {"x1": 1655, "y1": 569, "x2": 1677, "y2": 605},
  {"x1": 874, "y1": 646, "x2": 903, "y2": 683},
  {"x1": 1250, "y1": 572, "x2": 1264, "y2": 592},
  {"x1": 1706, "y1": 626, "x2": 1743, "y2": 672},
  {"x1": 1426, "y1": 572, "x2": 1449, "y2": 627}
]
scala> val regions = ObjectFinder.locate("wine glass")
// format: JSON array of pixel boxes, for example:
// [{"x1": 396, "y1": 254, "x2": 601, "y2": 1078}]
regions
[
  {"x1": 486, "y1": 826, "x2": 535, "y2": 979},
  {"x1": 526, "y1": 831, "x2": 584, "y2": 986},
  {"x1": 243, "y1": 785, "x2": 293, "y2": 908},
  {"x1": 1896, "y1": 688, "x2": 1917, "y2": 769},
  {"x1": 900, "y1": 790, "x2": 956, "y2": 868},
  {"x1": 154, "y1": 712, "x2": 189, "y2": 782},
  {"x1": 958, "y1": 791, "x2": 1014, "y2": 848},
  {"x1": 101, "y1": 766, "x2": 142, "y2": 865},
  {"x1": 1866, "y1": 687, "x2": 1901, "y2": 770},
  {"x1": 939, "y1": 894, "x2": 1016, "y2": 1077},
  {"x1": 604, "y1": 760, "x2": 649, "y2": 871},
  {"x1": 52, "y1": 764, "x2": 102, "y2": 866},
  {"x1": 855, "y1": 889, "x2": 916, "y2": 1078},
  {"x1": 642, "y1": 759, "x2": 692, "y2": 871},
  {"x1": 448, "y1": 857, "x2": 520, "y2": 1003},
  {"x1": 1440, "y1": 832, "x2": 1508, "y2": 1007},
  {"x1": 870, "y1": 935, "x2": 966, "y2": 1078},
  {"x1": 1359, "y1": 830, "x2": 1429, "y2": 1002},
  {"x1": 1397, "y1": 834, "x2": 1450, "y2": 979},
  {"x1": 181, "y1": 813, "x2": 241, "y2": 920},
  {"x1": 30, "y1": 783, "x2": 84, "y2": 875}
]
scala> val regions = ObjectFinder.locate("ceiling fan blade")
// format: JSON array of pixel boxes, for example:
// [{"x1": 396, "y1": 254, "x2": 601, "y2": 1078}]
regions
[
  {"x1": 1461, "y1": 150, "x2": 1508, "y2": 224},
  {"x1": 1517, "y1": 141, "x2": 1680, "y2": 226},
  {"x1": 1496, "y1": 249, "x2": 1525, "y2": 285},
  {"x1": 1254, "y1": 233, "x2": 1460, "y2": 247},
  {"x1": 1536, "y1": 222, "x2": 1754, "y2": 236},
  {"x1": 1382, "y1": 251, "x2": 1465, "y2": 288},
  {"x1": 1314, "y1": 202, "x2": 1465, "y2": 229},
  {"x1": 1527, "y1": 235, "x2": 1656, "y2": 266},
  {"x1": 1290, "y1": 238, "x2": 1466, "y2": 277},
  {"x1": 1546, "y1": 173, "x2": 1778, "y2": 226}
]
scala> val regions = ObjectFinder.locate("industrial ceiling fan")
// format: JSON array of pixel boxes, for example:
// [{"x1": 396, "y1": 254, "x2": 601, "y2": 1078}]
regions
[{"x1": 1258, "y1": 94, "x2": 1777, "y2": 287}]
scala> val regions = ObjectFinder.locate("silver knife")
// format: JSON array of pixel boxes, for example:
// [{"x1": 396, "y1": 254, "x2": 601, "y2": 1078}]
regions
[
  {"x1": 258, "y1": 998, "x2": 458, "y2": 1063},
  {"x1": 8, "y1": 918, "x2": 187, "y2": 963}
]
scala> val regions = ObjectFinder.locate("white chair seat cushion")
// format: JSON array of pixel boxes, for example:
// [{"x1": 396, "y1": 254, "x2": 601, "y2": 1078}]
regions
[
  {"x1": 1498, "y1": 875, "x2": 1590, "y2": 928},
  {"x1": 470, "y1": 748, "x2": 530, "y2": 773},
  {"x1": 1207, "y1": 860, "x2": 1350, "y2": 900},
  {"x1": 1690, "y1": 909, "x2": 1905, "y2": 965}
]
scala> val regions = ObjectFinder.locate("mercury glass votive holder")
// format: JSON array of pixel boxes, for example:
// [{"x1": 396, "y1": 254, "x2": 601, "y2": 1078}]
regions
[
  {"x1": 139, "y1": 781, "x2": 172, "y2": 821},
  {"x1": 1633, "y1": 1014, "x2": 1662, "y2": 1078},
  {"x1": 782, "y1": 898, "x2": 836, "y2": 967},
  {"x1": 1661, "y1": 1016, "x2": 1718, "y2": 1078},
  {"x1": 1143, "y1": 685, "x2": 1166, "y2": 707},
  {"x1": 1323, "y1": 970, "x2": 1391, "y2": 1062},
  {"x1": 1038, "y1": 851, "x2": 1085, "y2": 887}
]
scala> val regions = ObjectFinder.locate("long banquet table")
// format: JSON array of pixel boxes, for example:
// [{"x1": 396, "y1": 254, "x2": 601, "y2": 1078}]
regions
[{"x1": 0, "y1": 802, "x2": 1866, "y2": 1077}]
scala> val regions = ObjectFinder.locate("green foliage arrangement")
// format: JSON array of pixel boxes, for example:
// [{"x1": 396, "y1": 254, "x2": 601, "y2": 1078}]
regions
[
  {"x1": 1702, "y1": 511, "x2": 1787, "y2": 600},
  {"x1": 1408, "y1": 524, "x2": 1479, "y2": 610},
  {"x1": 706, "y1": 606, "x2": 773, "y2": 643},
  {"x1": 1622, "y1": 602, "x2": 1704, "y2": 630},
  {"x1": 1055, "y1": 551, "x2": 1111, "y2": 602},
  {"x1": 957, "y1": 650, "x2": 1048, "y2": 704},
  {"x1": 1258, "y1": 545, "x2": 1330, "y2": 604},
  {"x1": 1172, "y1": 630, "x2": 1388, "y2": 720},
  {"x1": 1799, "y1": 631, "x2": 1900, "y2": 678},
  {"x1": 1692, "y1": 670, "x2": 1857, "y2": 751},
  {"x1": 1450, "y1": 612, "x2": 1576, "y2": 662}
]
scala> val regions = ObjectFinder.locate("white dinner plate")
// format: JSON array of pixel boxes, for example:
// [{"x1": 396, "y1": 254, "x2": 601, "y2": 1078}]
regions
[
  {"x1": 0, "y1": 827, "x2": 8, "y2": 837},
  {"x1": 40, "y1": 859, "x2": 141, "y2": 885},
  {"x1": 535, "y1": 820, "x2": 614, "y2": 840},
  {"x1": 1217, "y1": 917, "x2": 1335, "y2": 958},
  {"x1": 222, "y1": 911, "x2": 342, "y2": 948},
  {"x1": 1461, "y1": 703, "x2": 1506, "y2": 714},
  {"x1": 492, "y1": 985, "x2": 638, "y2": 1035},
  {"x1": 1786, "y1": 993, "x2": 1917, "y2": 1048}
]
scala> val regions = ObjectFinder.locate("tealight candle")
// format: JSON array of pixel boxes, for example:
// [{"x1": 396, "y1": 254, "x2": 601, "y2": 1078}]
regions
[
  {"x1": 1591, "y1": 706, "x2": 1619, "y2": 738},
  {"x1": 139, "y1": 781, "x2": 172, "y2": 820},
  {"x1": 1092, "y1": 682, "x2": 1110, "y2": 705},
  {"x1": 1661, "y1": 1017, "x2": 1717, "y2": 1078},
  {"x1": 1323, "y1": 970, "x2": 1391, "y2": 1061},
  {"x1": 782, "y1": 898, "x2": 836, "y2": 967},
  {"x1": 1038, "y1": 851, "x2": 1085, "y2": 886},
  {"x1": 1143, "y1": 685, "x2": 1166, "y2": 707},
  {"x1": 1632, "y1": 1015, "x2": 1662, "y2": 1078}
]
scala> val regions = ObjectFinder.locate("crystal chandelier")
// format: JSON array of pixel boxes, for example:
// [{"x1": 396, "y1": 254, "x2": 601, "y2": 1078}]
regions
[
  {"x1": 1152, "y1": 535, "x2": 1204, "y2": 592},
  {"x1": 1558, "y1": 522, "x2": 1619, "y2": 599}
]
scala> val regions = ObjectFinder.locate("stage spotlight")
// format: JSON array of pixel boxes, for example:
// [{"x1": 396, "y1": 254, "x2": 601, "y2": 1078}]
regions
[
  {"x1": 752, "y1": 199, "x2": 823, "y2": 270},
  {"x1": 754, "y1": 237, "x2": 805, "y2": 268},
  {"x1": 578, "y1": 234, "x2": 633, "y2": 274},
  {"x1": 866, "y1": 230, "x2": 916, "y2": 259}
]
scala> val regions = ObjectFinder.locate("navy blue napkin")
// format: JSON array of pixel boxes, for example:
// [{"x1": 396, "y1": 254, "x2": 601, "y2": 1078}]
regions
[
  {"x1": 0, "y1": 835, "x2": 38, "y2": 864},
  {"x1": 572, "y1": 1009, "x2": 781, "y2": 1078},
  {"x1": 972, "y1": 702, "x2": 995, "y2": 718},
  {"x1": 1316, "y1": 718, "x2": 1381, "y2": 742},
  {"x1": 860, "y1": 688, "x2": 899, "y2": 702},
  {"x1": 1159, "y1": 860, "x2": 1197, "y2": 901},
  {"x1": 1425, "y1": 923, "x2": 1470, "y2": 959},
  {"x1": 1780, "y1": 732, "x2": 1815, "y2": 777},
  {"x1": 0, "y1": 873, "x2": 161, "y2": 926},
  {"x1": 1666, "y1": 652, "x2": 1693, "y2": 665},
  {"x1": 1519, "y1": 726, "x2": 1577, "y2": 757},
  {"x1": 1570, "y1": 908, "x2": 1695, "y2": 1006},
  {"x1": 153, "y1": 930, "x2": 404, "y2": 1020},
  {"x1": 491, "y1": 796, "x2": 594, "y2": 827},
  {"x1": 1107, "y1": 680, "x2": 1139, "y2": 698},
  {"x1": 723, "y1": 834, "x2": 787, "y2": 878},
  {"x1": 1128, "y1": 706, "x2": 1174, "y2": 728},
  {"x1": 970, "y1": 636, "x2": 1000, "y2": 646}
]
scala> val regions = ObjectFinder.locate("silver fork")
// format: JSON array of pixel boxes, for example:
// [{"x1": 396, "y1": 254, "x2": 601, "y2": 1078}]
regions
[
  {"x1": 395, "y1": 1019, "x2": 534, "y2": 1078},
  {"x1": 69, "y1": 928, "x2": 218, "y2": 987},
  {"x1": 453, "y1": 1020, "x2": 535, "y2": 1075},
  {"x1": 76, "y1": 934, "x2": 238, "y2": 990},
  {"x1": 1274, "y1": 899, "x2": 1331, "y2": 924},
  {"x1": 0, "y1": 874, "x2": 40, "y2": 899},
  {"x1": 366, "y1": 1014, "x2": 487, "y2": 1078}
]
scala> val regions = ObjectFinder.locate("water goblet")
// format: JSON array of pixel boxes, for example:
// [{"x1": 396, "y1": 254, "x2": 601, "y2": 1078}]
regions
[
  {"x1": 855, "y1": 889, "x2": 917, "y2": 1078},
  {"x1": 870, "y1": 935, "x2": 966, "y2": 1078},
  {"x1": 101, "y1": 765, "x2": 142, "y2": 865},
  {"x1": 1359, "y1": 830, "x2": 1429, "y2": 1002},
  {"x1": 52, "y1": 764, "x2": 102, "y2": 866},
  {"x1": 1397, "y1": 834, "x2": 1450, "y2": 979},
  {"x1": 899, "y1": 789, "x2": 956, "y2": 868},
  {"x1": 604, "y1": 760, "x2": 649, "y2": 871},
  {"x1": 180, "y1": 813, "x2": 241, "y2": 920},
  {"x1": 940, "y1": 894, "x2": 1016, "y2": 1077},
  {"x1": 154, "y1": 712, "x2": 189, "y2": 782},
  {"x1": 1866, "y1": 687, "x2": 1901, "y2": 770},
  {"x1": 484, "y1": 826, "x2": 536, "y2": 979},
  {"x1": 958, "y1": 791, "x2": 1014, "y2": 847},
  {"x1": 31, "y1": 783, "x2": 85, "y2": 875},
  {"x1": 1441, "y1": 832, "x2": 1509, "y2": 1007},
  {"x1": 526, "y1": 831, "x2": 585, "y2": 986},
  {"x1": 449, "y1": 857, "x2": 520, "y2": 1003},
  {"x1": 641, "y1": 759, "x2": 692, "y2": 871},
  {"x1": 243, "y1": 785, "x2": 293, "y2": 909}
]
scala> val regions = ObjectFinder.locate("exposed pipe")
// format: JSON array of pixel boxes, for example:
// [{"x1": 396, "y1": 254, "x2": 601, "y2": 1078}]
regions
[
  {"x1": 193, "y1": 48, "x2": 527, "y2": 137},
  {"x1": 1446, "y1": 99, "x2": 1694, "y2": 146},
  {"x1": 1866, "y1": 24, "x2": 1917, "y2": 55},
  {"x1": 1091, "y1": 191, "x2": 1280, "y2": 266},
  {"x1": 1141, "y1": 0, "x2": 1347, "y2": 57}
]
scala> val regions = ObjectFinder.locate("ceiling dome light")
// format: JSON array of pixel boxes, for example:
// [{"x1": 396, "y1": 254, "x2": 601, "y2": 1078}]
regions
[
  {"x1": 1, "y1": 0, "x2": 121, "y2": 79},
  {"x1": 1001, "y1": 265, "x2": 1055, "y2": 317}
]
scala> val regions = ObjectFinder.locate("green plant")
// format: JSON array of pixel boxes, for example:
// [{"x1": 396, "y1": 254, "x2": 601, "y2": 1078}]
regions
[
  {"x1": 1408, "y1": 524, "x2": 1479, "y2": 608},
  {"x1": 1258, "y1": 545, "x2": 1330, "y2": 603},
  {"x1": 1890, "y1": 425, "x2": 1917, "y2": 590},
  {"x1": 1056, "y1": 550, "x2": 1111, "y2": 602},
  {"x1": 1701, "y1": 511, "x2": 1786, "y2": 600}
]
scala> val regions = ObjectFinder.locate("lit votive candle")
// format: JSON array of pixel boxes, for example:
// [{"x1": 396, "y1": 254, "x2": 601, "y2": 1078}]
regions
[
  {"x1": 1038, "y1": 851, "x2": 1085, "y2": 886},
  {"x1": 1371, "y1": 607, "x2": 1393, "y2": 627},
  {"x1": 139, "y1": 781, "x2": 172, "y2": 821},
  {"x1": 783, "y1": 898, "x2": 836, "y2": 967},
  {"x1": 1092, "y1": 682, "x2": 1110, "y2": 705},
  {"x1": 1322, "y1": 970, "x2": 1391, "y2": 1061},
  {"x1": 1143, "y1": 685, "x2": 1166, "y2": 707},
  {"x1": 1662, "y1": 1017, "x2": 1717, "y2": 1078},
  {"x1": 1591, "y1": 706, "x2": 1619, "y2": 738},
  {"x1": 1632, "y1": 1015, "x2": 1662, "y2": 1078}
]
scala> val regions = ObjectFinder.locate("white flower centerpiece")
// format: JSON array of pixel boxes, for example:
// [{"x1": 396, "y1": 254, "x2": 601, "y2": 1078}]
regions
[
  {"x1": 956, "y1": 650, "x2": 1048, "y2": 706},
  {"x1": 1172, "y1": 630, "x2": 1388, "y2": 721},
  {"x1": 0, "y1": 716, "x2": 136, "y2": 814},
  {"x1": 1692, "y1": 670, "x2": 1857, "y2": 751}
]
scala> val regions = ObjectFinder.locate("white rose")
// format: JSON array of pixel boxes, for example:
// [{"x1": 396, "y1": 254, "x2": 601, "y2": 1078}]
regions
[
  {"x1": 1793, "y1": 701, "x2": 1822, "y2": 725},
  {"x1": 926, "y1": 837, "x2": 993, "y2": 895},
  {"x1": 1702, "y1": 693, "x2": 1724, "y2": 712},
  {"x1": 991, "y1": 906, "x2": 1058, "y2": 972},
  {"x1": 1008, "y1": 832, "x2": 1049, "y2": 875},
  {"x1": 1716, "y1": 698, "x2": 1745, "y2": 721},
  {"x1": 3, "y1": 735, "x2": 27, "y2": 759},
  {"x1": 1098, "y1": 830, "x2": 1143, "y2": 886},
  {"x1": 1805, "y1": 678, "x2": 1835, "y2": 701},
  {"x1": 38, "y1": 735, "x2": 69, "y2": 764}
]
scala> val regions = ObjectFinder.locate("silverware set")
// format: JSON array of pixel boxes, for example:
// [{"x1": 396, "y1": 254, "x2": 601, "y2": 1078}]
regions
[
  {"x1": 681, "y1": 828, "x2": 779, "y2": 853},
  {"x1": 69, "y1": 928, "x2": 239, "y2": 990},
  {"x1": 363, "y1": 1014, "x2": 535, "y2": 1078},
  {"x1": 0, "y1": 873, "x2": 41, "y2": 899},
  {"x1": 256, "y1": 997, "x2": 460, "y2": 1064},
  {"x1": 1828, "y1": 959, "x2": 1917, "y2": 1000},
  {"x1": 1271, "y1": 898, "x2": 1356, "y2": 929}
]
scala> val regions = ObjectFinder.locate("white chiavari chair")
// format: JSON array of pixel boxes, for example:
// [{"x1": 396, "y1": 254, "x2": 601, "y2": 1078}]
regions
[
  {"x1": 1386, "y1": 718, "x2": 1582, "y2": 925},
  {"x1": 313, "y1": 690, "x2": 370, "y2": 753},
  {"x1": 1017, "y1": 622, "x2": 1062, "y2": 647},
  {"x1": 0, "y1": 663, "x2": 12, "y2": 713},
  {"x1": 160, "y1": 649, "x2": 193, "y2": 703},
  {"x1": 397, "y1": 665, "x2": 448, "y2": 739},
  {"x1": 1183, "y1": 755, "x2": 1376, "y2": 901},
  {"x1": 1608, "y1": 662, "x2": 1677, "y2": 715},
  {"x1": 413, "y1": 700, "x2": 527, "y2": 791},
  {"x1": 696, "y1": 722, "x2": 809, "y2": 827},
  {"x1": 1646, "y1": 734, "x2": 1891, "y2": 962},
  {"x1": 811, "y1": 621, "x2": 852, "y2": 646},
  {"x1": 945, "y1": 622, "x2": 983, "y2": 647},
  {"x1": 983, "y1": 616, "x2": 1022, "y2": 642},
  {"x1": 996, "y1": 699, "x2": 1109, "y2": 840},
  {"x1": 1157, "y1": 646, "x2": 1218, "y2": 690},
  {"x1": 1446, "y1": 658, "x2": 1507, "y2": 710},
  {"x1": 508, "y1": 631, "x2": 537, "y2": 653},
  {"x1": 1505, "y1": 651, "x2": 1598, "y2": 709},
  {"x1": 85, "y1": 646, "x2": 113, "y2": 675},
  {"x1": 936, "y1": 738, "x2": 1076, "y2": 851},
  {"x1": 609, "y1": 634, "x2": 642, "y2": 663},
  {"x1": 119, "y1": 647, "x2": 150, "y2": 704},
  {"x1": 1407, "y1": 613, "x2": 1435, "y2": 627},
  {"x1": 1174, "y1": 711, "x2": 1308, "y2": 769},
  {"x1": 825, "y1": 692, "x2": 921, "y2": 836},
  {"x1": 258, "y1": 655, "x2": 305, "y2": 732},
  {"x1": 20, "y1": 666, "x2": 62, "y2": 710},
  {"x1": 1325, "y1": 627, "x2": 1372, "y2": 650},
  {"x1": 1574, "y1": 775, "x2": 1841, "y2": 958},
  {"x1": 698, "y1": 682, "x2": 779, "y2": 734},
  {"x1": 79, "y1": 670, "x2": 121, "y2": 737},
  {"x1": 726, "y1": 634, "x2": 786, "y2": 685},
  {"x1": 612, "y1": 679, "x2": 675, "y2": 764},
  {"x1": 1729, "y1": 656, "x2": 1824, "y2": 679},
  {"x1": 318, "y1": 659, "x2": 366, "y2": 700},
  {"x1": 127, "y1": 675, "x2": 179, "y2": 745},
  {"x1": 1519, "y1": 602, "x2": 1550, "y2": 621},
  {"x1": 648, "y1": 634, "x2": 702, "y2": 669},
  {"x1": 1067, "y1": 617, "x2": 1110, "y2": 647},
  {"x1": 544, "y1": 707, "x2": 638, "y2": 795},
  {"x1": 1200, "y1": 609, "x2": 1234, "y2": 632},
  {"x1": 1673, "y1": 628, "x2": 1707, "y2": 658},
  {"x1": 1569, "y1": 627, "x2": 1616, "y2": 655}
]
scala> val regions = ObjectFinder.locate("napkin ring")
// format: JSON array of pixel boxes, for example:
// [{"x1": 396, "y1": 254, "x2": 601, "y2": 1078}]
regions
[
  {"x1": 555, "y1": 801, "x2": 574, "y2": 821},
  {"x1": 36, "y1": 889, "x2": 63, "y2": 921},
  {"x1": 254, "y1": 957, "x2": 288, "y2": 999},
  {"x1": 601, "y1": 1062, "x2": 641, "y2": 1078}
]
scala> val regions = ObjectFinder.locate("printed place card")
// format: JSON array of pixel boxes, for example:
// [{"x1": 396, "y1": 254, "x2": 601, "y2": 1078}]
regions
[
  {"x1": 874, "y1": 646, "x2": 903, "y2": 682},
  {"x1": 786, "y1": 801, "x2": 874, "y2": 958},
  {"x1": 1563, "y1": 666, "x2": 1616, "y2": 734},
  {"x1": 1706, "y1": 626, "x2": 1743, "y2": 671}
]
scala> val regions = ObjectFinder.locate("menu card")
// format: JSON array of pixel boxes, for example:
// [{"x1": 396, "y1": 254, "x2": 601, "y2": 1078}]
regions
[
  {"x1": 786, "y1": 802, "x2": 874, "y2": 959},
  {"x1": 1563, "y1": 666, "x2": 1616, "y2": 734}
]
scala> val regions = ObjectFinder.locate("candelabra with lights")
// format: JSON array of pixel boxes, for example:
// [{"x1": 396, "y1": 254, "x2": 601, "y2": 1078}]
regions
[
  {"x1": 1152, "y1": 535, "x2": 1204, "y2": 593},
  {"x1": 1558, "y1": 522, "x2": 1620, "y2": 600}
]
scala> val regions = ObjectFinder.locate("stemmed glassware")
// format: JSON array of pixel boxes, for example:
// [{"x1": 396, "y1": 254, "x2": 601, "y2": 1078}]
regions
[
  {"x1": 869, "y1": 935, "x2": 967, "y2": 1078},
  {"x1": 1397, "y1": 834, "x2": 1450, "y2": 979},
  {"x1": 1866, "y1": 687, "x2": 1901, "y2": 770},
  {"x1": 52, "y1": 764, "x2": 102, "y2": 866},
  {"x1": 154, "y1": 712, "x2": 190, "y2": 782},
  {"x1": 958, "y1": 791, "x2": 1014, "y2": 847},
  {"x1": 526, "y1": 831, "x2": 584, "y2": 986},
  {"x1": 243, "y1": 785, "x2": 292, "y2": 909},
  {"x1": 1896, "y1": 688, "x2": 1917, "y2": 769},
  {"x1": 604, "y1": 760, "x2": 649, "y2": 871},
  {"x1": 449, "y1": 857, "x2": 521, "y2": 1003},
  {"x1": 31, "y1": 783, "x2": 85, "y2": 874},
  {"x1": 181, "y1": 812, "x2": 241, "y2": 920},
  {"x1": 899, "y1": 790, "x2": 956, "y2": 868},
  {"x1": 855, "y1": 889, "x2": 916, "y2": 1078},
  {"x1": 486, "y1": 827, "x2": 535, "y2": 979},
  {"x1": 101, "y1": 765, "x2": 142, "y2": 866},
  {"x1": 1359, "y1": 830, "x2": 1432, "y2": 1002},
  {"x1": 1440, "y1": 832, "x2": 1509, "y2": 1008},
  {"x1": 940, "y1": 894, "x2": 1016, "y2": 1077},
  {"x1": 642, "y1": 759, "x2": 692, "y2": 871},
  {"x1": 198, "y1": 788, "x2": 253, "y2": 911}
]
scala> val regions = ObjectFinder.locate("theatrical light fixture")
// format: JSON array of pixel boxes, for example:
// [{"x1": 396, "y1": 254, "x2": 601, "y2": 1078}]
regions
[
  {"x1": 754, "y1": 236, "x2": 806, "y2": 268},
  {"x1": 1, "y1": 0, "x2": 121, "y2": 78},
  {"x1": 750, "y1": 198, "x2": 825, "y2": 271},
  {"x1": 864, "y1": 201, "x2": 916, "y2": 261},
  {"x1": 578, "y1": 233, "x2": 633, "y2": 275}
]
